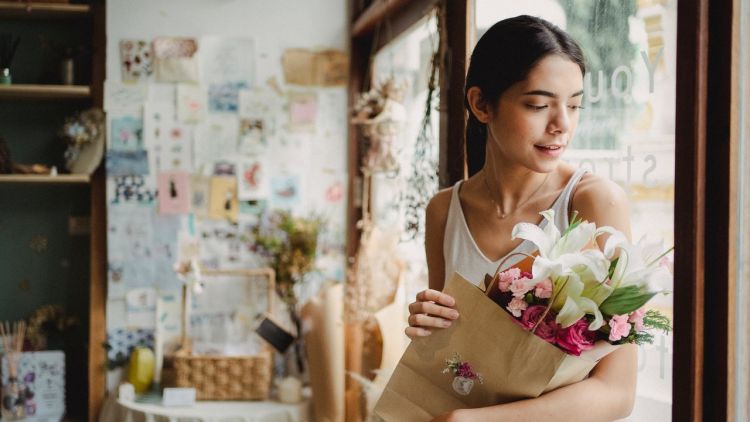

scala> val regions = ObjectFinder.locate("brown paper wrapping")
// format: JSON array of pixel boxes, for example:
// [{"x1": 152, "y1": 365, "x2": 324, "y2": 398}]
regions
[
  {"x1": 373, "y1": 272, "x2": 618, "y2": 421},
  {"x1": 301, "y1": 282, "x2": 345, "y2": 422}
]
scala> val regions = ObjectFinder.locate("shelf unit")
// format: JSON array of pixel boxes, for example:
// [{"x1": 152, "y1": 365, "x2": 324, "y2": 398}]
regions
[
  {"x1": 0, "y1": 84, "x2": 91, "y2": 100},
  {"x1": 0, "y1": 1, "x2": 106, "y2": 421}
]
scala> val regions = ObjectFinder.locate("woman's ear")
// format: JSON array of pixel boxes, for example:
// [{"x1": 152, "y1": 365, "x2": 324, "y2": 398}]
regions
[{"x1": 466, "y1": 86, "x2": 491, "y2": 124}]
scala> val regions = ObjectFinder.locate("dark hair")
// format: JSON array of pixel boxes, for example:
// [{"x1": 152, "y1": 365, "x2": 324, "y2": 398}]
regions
[{"x1": 465, "y1": 15, "x2": 586, "y2": 176}]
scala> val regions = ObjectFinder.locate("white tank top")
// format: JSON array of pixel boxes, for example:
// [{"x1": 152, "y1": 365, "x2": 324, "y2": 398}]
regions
[{"x1": 443, "y1": 168, "x2": 589, "y2": 286}]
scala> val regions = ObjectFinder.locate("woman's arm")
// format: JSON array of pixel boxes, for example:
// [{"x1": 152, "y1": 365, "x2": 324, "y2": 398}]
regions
[
  {"x1": 436, "y1": 175, "x2": 638, "y2": 422},
  {"x1": 405, "y1": 189, "x2": 459, "y2": 339}
]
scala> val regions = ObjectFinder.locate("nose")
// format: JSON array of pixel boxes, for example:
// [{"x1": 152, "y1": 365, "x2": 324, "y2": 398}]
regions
[{"x1": 547, "y1": 106, "x2": 571, "y2": 135}]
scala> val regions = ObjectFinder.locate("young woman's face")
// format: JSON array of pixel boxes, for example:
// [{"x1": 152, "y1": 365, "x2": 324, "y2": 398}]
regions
[{"x1": 486, "y1": 54, "x2": 584, "y2": 173}]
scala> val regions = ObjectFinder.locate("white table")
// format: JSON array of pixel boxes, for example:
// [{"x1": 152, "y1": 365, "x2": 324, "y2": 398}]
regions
[{"x1": 104, "y1": 396, "x2": 310, "y2": 422}]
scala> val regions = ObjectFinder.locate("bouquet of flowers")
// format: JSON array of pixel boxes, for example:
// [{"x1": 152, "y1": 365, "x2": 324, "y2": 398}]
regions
[
  {"x1": 374, "y1": 209, "x2": 673, "y2": 421},
  {"x1": 489, "y1": 209, "x2": 672, "y2": 356}
]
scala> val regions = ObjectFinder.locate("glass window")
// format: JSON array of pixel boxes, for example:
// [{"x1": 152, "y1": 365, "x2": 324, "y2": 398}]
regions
[
  {"x1": 369, "y1": 12, "x2": 440, "y2": 299},
  {"x1": 474, "y1": 1, "x2": 676, "y2": 419}
]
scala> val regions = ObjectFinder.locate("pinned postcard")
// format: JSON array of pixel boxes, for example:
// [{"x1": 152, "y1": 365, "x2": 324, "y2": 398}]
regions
[
  {"x1": 288, "y1": 92, "x2": 318, "y2": 132},
  {"x1": 119, "y1": 39, "x2": 153, "y2": 83},
  {"x1": 106, "y1": 149, "x2": 149, "y2": 176},
  {"x1": 270, "y1": 174, "x2": 300, "y2": 210},
  {"x1": 209, "y1": 81, "x2": 249, "y2": 113},
  {"x1": 126, "y1": 288, "x2": 157, "y2": 329},
  {"x1": 110, "y1": 115, "x2": 144, "y2": 151},
  {"x1": 200, "y1": 36, "x2": 254, "y2": 85},
  {"x1": 144, "y1": 102, "x2": 193, "y2": 172},
  {"x1": 208, "y1": 176, "x2": 239, "y2": 222},
  {"x1": 213, "y1": 160, "x2": 236, "y2": 176},
  {"x1": 238, "y1": 118, "x2": 266, "y2": 155},
  {"x1": 238, "y1": 87, "x2": 279, "y2": 120},
  {"x1": 158, "y1": 171, "x2": 191, "y2": 214},
  {"x1": 193, "y1": 115, "x2": 239, "y2": 168},
  {"x1": 152, "y1": 37, "x2": 199, "y2": 83},
  {"x1": 190, "y1": 174, "x2": 210, "y2": 217},
  {"x1": 237, "y1": 157, "x2": 269, "y2": 200},
  {"x1": 151, "y1": 214, "x2": 182, "y2": 291},
  {"x1": 239, "y1": 199, "x2": 268, "y2": 216},
  {"x1": 109, "y1": 175, "x2": 157, "y2": 205},
  {"x1": 104, "y1": 81, "x2": 148, "y2": 112},
  {"x1": 282, "y1": 49, "x2": 348, "y2": 86},
  {"x1": 177, "y1": 84, "x2": 208, "y2": 123}
]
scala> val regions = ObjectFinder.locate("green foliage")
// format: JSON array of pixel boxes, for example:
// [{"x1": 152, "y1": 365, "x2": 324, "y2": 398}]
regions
[
  {"x1": 643, "y1": 309, "x2": 672, "y2": 334},
  {"x1": 599, "y1": 285, "x2": 656, "y2": 315}
]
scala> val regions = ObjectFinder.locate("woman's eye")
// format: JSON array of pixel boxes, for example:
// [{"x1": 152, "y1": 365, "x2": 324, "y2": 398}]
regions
[
  {"x1": 568, "y1": 105, "x2": 585, "y2": 110},
  {"x1": 525, "y1": 104, "x2": 548, "y2": 111}
]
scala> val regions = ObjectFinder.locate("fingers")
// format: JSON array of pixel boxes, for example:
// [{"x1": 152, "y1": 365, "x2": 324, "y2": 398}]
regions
[
  {"x1": 415, "y1": 289, "x2": 455, "y2": 307},
  {"x1": 408, "y1": 313, "x2": 453, "y2": 329},
  {"x1": 408, "y1": 300, "x2": 459, "y2": 321},
  {"x1": 405, "y1": 326, "x2": 432, "y2": 338}
]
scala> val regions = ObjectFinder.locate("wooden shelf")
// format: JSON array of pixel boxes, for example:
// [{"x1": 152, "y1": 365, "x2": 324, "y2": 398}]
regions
[
  {"x1": 0, "y1": 84, "x2": 91, "y2": 100},
  {"x1": 0, "y1": 174, "x2": 90, "y2": 184},
  {"x1": 0, "y1": 1, "x2": 91, "y2": 18}
]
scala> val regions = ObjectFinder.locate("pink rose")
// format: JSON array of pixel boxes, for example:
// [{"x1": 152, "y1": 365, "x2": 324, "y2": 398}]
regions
[
  {"x1": 506, "y1": 297, "x2": 528, "y2": 317},
  {"x1": 510, "y1": 277, "x2": 532, "y2": 298},
  {"x1": 534, "y1": 278, "x2": 553, "y2": 299},
  {"x1": 629, "y1": 308, "x2": 646, "y2": 331},
  {"x1": 557, "y1": 319, "x2": 596, "y2": 356},
  {"x1": 498, "y1": 268, "x2": 521, "y2": 292},
  {"x1": 608, "y1": 314, "x2": 632, "y2": 342},
  {"x1": 520, "y1": 305, "x2": 557, "y2": 343}
]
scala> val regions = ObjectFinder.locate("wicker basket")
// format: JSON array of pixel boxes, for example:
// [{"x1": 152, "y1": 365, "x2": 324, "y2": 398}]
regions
[{"x1": 162, "y1": 267, "x2": 276, "y2": 400}]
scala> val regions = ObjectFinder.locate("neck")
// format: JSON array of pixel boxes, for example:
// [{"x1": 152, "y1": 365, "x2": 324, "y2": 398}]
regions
[{"x1": 482, "y1": 152, "x2": 551, "y2": 211}]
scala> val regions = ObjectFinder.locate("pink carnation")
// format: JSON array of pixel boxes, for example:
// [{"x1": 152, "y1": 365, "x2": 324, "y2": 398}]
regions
[
  {"x1": 498, "y1": 268, "x2": 521, "y2": 292},
  {"x1": 510, "y1": 277, "x2": 532, "y2": 298},
  {"x1": 534, "y1": 278, "x2": 553, "y2": 299},
  {"x1": 557, "y1": 319, "x2": 596, "y2": 356},
  {"x1": 629, "y1": 308, "x2": 646, "y2": 331},
  {"x1": 608, "y1": 314, "x2": 632, "y2": 342},
  {"x1": 506, "y1": 297, "x2": 528, "y2": 317},
  {"x1": 520, "y1": 305, "x2": 558, "y2": 343}
]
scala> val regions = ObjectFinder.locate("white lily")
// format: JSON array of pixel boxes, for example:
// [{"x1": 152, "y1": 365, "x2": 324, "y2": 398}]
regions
[
  {"x1": 603, "y1": 233, "x2": 672, "y2": 293},
  {"x1": 511, "y1": 209, "x2": 617, "y2": 329}
]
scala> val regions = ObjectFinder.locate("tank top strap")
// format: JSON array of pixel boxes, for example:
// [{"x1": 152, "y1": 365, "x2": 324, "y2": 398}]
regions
[{"x1": 552, "y1": 167, "x2": 589, "y2": 225}]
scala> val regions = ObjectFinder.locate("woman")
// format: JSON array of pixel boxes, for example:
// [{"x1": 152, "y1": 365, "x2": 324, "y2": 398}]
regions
[{"x1": 405, "y1": 15, "x2": 637, "y2": 421}]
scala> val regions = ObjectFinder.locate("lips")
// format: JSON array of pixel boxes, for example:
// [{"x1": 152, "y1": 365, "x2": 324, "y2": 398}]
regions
[{"x1": 534, "y1": 144, "x2": 565, "y2": 150}]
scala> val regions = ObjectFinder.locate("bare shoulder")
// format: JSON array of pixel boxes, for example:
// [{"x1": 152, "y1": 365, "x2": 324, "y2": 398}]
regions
[
  {"x1": 571, "y1": 173, "x2": 631, "y2": 237},
  {"x1": 426, "y1": 186, "x2": 453, "y2": 229}
]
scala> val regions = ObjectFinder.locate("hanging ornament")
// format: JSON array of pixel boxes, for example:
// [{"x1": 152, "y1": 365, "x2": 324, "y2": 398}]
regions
[{"x1": 351, "y1": 78, "x2": 406, "y2": 174}]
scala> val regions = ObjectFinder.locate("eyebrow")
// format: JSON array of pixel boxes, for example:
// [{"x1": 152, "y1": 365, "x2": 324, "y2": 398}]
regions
[{"x1": 522, "y1": 89, "x2": 584, "y2": 98}]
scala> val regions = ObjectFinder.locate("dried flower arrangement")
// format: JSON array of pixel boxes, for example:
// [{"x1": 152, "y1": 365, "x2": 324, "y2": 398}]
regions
[{"x1": 59, "y1": 107, "x2": 105, "y2": 174}]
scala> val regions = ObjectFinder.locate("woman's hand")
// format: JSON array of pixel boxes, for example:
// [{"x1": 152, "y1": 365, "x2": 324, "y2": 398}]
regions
[{"x1": 405, "y1": 288, "x2": 459, "y2": 339}]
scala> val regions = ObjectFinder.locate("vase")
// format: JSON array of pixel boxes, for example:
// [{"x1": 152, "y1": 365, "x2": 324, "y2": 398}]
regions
[
  {"x1": 0, "y1": 68, "x2": 10, "y2": 85},
  {"x1": 1, "y1": 376, "x2": 26, "y2": 420},
  {"x1": 60, "y1": 58, "x2": 74, "y2": 85},
  {"x1": 451, "y1": 376, "x2": 475, "y2": 396}
]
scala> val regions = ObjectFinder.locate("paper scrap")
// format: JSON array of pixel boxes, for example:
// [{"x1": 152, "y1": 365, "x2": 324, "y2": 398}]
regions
[
  {"x1": 208, "y1": 176, "x2": 239, "y2": 222},
  {"x1": 282, "y1": 49, "x2": 348, "y2": 86},
  {"x1": 120, "y1": 39, "x2": 153, "y2": 82},
  {"x1": 158, "y1": 171, "x2": 191, "y2": 214}
]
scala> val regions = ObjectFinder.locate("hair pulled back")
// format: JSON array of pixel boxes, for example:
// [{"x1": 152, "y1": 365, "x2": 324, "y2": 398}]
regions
[{"x1": 465, "y1": 15, "x2": 586, "y2": 176}]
